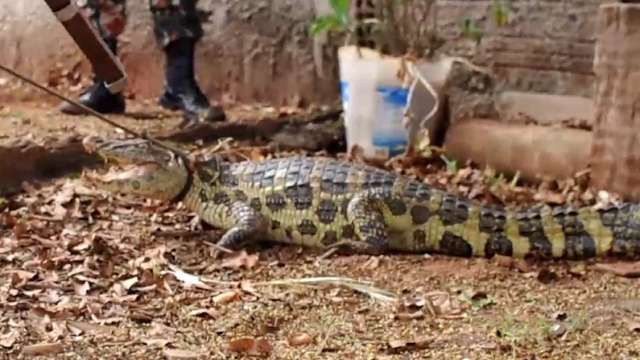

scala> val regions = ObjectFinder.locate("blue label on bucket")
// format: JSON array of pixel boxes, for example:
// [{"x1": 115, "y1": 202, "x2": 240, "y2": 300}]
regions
[
  {"x1": 377, "y1": 86, "x2": 409, "y2": 107},
  {"x1": 371, "y1": 136, "x2": 407, "y2": 157},
  {"x1": 372, "y1": 85, "x2": 409, "y2": 157},
  {"x1": 340, "y1": 81, "x2": 350, "y2": 103}
]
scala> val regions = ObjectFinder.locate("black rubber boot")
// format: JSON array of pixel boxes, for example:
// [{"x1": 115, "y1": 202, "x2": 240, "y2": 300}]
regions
[
  {"x1": 158, "y1": 38, "x2": 226, "y2": 123},
  {"x1": 59, "y1": 37, "x2": 126, "y2": 115}
]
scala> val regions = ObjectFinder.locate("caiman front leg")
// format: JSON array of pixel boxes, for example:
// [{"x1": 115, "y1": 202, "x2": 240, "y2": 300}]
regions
[
  {"x1": 329, "y1": 190, "x2": 397, "y2": 255},
  {"x1": 214, "y1": 201, "x2": 268, "y2": 253}
]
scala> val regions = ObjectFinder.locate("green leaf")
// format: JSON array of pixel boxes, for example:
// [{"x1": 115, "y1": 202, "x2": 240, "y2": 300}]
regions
[
  {"x1": 460, "y1": 17, "x2": 484, "y2": 45},
  {"x1": 330, "y1": 0, "x2": 351, "y2": 18},
  {"x1": 310, "y1": 15, "x2": 343, "y2": 36},
  {"x1": 330, "y1": 0, "x2": 351, "y2": 27},
  {"x1": 492, "y1": 0, "x2": 510, "y2": 27}
]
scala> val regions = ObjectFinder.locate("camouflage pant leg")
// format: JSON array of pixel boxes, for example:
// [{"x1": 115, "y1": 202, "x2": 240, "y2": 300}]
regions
[
  {"x1": 77, "y1": 0, "x2": 203, "y2": 48},
  {"x1": 149, "y1": 0, "x2": 203, "y2": 48}
]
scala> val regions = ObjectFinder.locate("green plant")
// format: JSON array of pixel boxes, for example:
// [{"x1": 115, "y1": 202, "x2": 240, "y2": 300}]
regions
[
  {"x1": 440, "y1": 155, "x2": 458, "y2": 174},
  {"x1": 310, "y1": 0, "x2": 352, "y2": 36},
  {"x1": 460, "y1": 0, "x2": 511, "y2": 44},
  {"x1": 492, "y1": 0, "x2": 511, "y2": 27},
  {"x1": 310, "y1": 0, "x2": 443, "y2": 58}
]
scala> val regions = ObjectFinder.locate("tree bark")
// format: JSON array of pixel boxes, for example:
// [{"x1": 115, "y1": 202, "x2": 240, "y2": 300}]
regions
[{"x1": 590, "y1": 3, "x2": 640, "y2": 200}]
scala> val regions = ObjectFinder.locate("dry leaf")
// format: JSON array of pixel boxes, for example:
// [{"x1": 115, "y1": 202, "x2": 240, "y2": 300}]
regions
[
  {"x1": 66, "y1": 321, "x2": 115, "y2": 336},
  {"x1": 594, "y1": 262, "x2": 640, "y2": 278},
  {"x1": 163, "y1": 348, "x2": 200, "y2": 359},
  {"x1": 240, "y1": 281, "x2": 260, "y2": 297},
  {"x1": 287, "y1": 333, "x2": 313, "y2": 347},
  {"x1": 53, "y1": 184, "x2": 75, "y2": 205},
  {"x1": 548, "y1": 323, "x2": 567, "y2": 338},
  {"x1": 21, "y1": 342, "x2": 64, "y2": 356},
  {"x1": 362, "y1": 257, "x2": 381, "y2": 269},
  {"x1": 8, "y1": 270, "x2": 36, "y2": 287},
  {"x1": 533, "y1": 190, "x2": 565, "y2": 205},
  {"x1": 387, "y1": 336, "x2": 431, "y2": 351},
  {"x1": 167, "y1": 265, "x2": 213, "y2": 290},
  {"x1": 212, "y1": 291, "x2": 241, "y2": 305},
  {"x1": 0, "y1": 330, "x2": 18, "y2": 348},
  {"x1": 121, "y1": 277, "x2": 139, "y2": 290},
  {"x1": 537, "y1": 268, "x2": 558, "y2": 284},
  {"x1": 394, "y1": 310, "x2": 425, "y2": 320},
  {"x1": 628, "y1": 321, "x2": 640, "y2": 333},
  {"x1": 221, "y1": 251, "x2": 259, "y2": 270},
  {"x1": 228, "y1": 337, "x2": 272, "y2": 355},
  {"x1": 142, "y1": 338, "x2": 172, "y2": 348},
  {"x1": 188, "y1": 309, "x2": 217, "y2": 319},
  {"x1": 12, "y1": 221, "x2": 28, "y2": 239},
  {"x1": 74, "y1": 281, "x2": 90, "y2": 296}
]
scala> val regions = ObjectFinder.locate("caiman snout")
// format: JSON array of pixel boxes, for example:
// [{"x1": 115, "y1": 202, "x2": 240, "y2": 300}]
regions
[{"x1": 83, "y1": 137, "x2": 190, "y2": 202}]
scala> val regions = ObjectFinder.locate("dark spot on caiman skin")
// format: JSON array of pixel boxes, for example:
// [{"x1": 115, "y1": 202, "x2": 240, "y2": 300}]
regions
[
  {"x1": 404, "y1": 182, "x2": 431, "y2": 201},
  {"x1": 564, "y1": 234, "x2": 597, "y2": 260},
  {"x1": 213, "y1": 191, "x2": 231, "y2": 205},
  {"x1": 341, "y1": 224, "x2": 355, "y2": 239},
  {"x1": 234, "y1": 190, "x2": 248, "y2": 202},
  {"x1": 285, "y1": 226, "x2": 293, "y2": 238},
  {"x1": 199, "y1": 189, "x2": 208, "y2": 203},
  {"x1": 485, "y1": 234, "x2": 513, "y2": 257},
  {"x1": 479, "y1": 208, "x2": 513, "y2": 257},
  {"x1": 266, "y1": 193, "x2": 287, "y2": 212},
  {"x1": 195, "y1": 167, "x2": 214, "y2": 183},
  {"x1": 385, "y1": 198, "x2": 407, "y2": 216},
  {"x1": 249, "y1": 198, "x2": 262, "y2": 212},
  {"x1": 322, "y1": 230, "x2": 338, "y2": 246},
  {"x1": 410, "y1": 205, "x2": 430, "y2": 225},
  {"x1": 550, "y1": 207, "x2": 597, "y2": 259},
  {"x1": 319, "y1": 162, "x2": 350, "y2": 195},
  {"x1": 516, "y1": 210, "x2": 553, "y2": 258},
  {"x1": 320, "y1": 175, "x2": 349, "y2": 194},
  {"x1": 413, "y1": 229, "x2": 427, "y2": 249},
  {"x1": 219, "y1": 173, "x2": 239, "y2": 187},
  {"x1": 132, "y1": 180, "x2": 141, "y2": 190},
  {"x1": 440, "y1": 195, "x2": 470, "y2": 226},
  {"x1": 316, "y1": 199, "x2": 338, "y2": 224},
  {"x1": 440, "y1": 232, "x2": 473, "y2": 257},
  {"x1": 285, "y1": 185, "x2": 313, "y2": 210},
  {"x1": 298, "y1": 219, "x2": 318, "y2": 236},
  {"x1": 362, "y1": 171, "x2": 396, "y2": 191},
  {"x1": 271, "y1": 220, "x2": 281, "y2": 230}
]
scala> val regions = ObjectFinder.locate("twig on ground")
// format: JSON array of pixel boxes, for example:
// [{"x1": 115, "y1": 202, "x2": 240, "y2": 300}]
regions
[{"x1": 253, "y1": 276, "x2": 398, "y2": 302}]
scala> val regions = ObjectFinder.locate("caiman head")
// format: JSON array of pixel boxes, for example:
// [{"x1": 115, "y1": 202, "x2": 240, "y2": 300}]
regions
[{"x1": 84, "y1": 138, "x2": 191, "y2": 202}]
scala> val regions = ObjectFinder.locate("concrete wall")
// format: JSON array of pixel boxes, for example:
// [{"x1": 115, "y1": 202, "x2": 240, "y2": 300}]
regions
[
  {"x1": 0, "y1": 0, "x2": 602, "y2": 105},
  {"x1": 0, "y1": 0, "x2": 339, "y2": 106}
]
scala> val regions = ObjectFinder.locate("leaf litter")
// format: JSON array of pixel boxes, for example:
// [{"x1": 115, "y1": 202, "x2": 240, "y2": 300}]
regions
[{"x1": 1, "y1": 128, "x2": 640, "y2": 358}]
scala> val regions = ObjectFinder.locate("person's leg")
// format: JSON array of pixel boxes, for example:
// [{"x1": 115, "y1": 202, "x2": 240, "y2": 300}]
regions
[
  {"x1": 60, "y1": 0, "x2": 127, "y2": 115},
  {"x1": 149, "y1": 0, "x2": 226, "y2": 122}
]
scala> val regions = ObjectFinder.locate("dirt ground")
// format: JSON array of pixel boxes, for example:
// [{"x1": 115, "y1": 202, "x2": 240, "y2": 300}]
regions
[{"x1": 1, "y1": 100, "x2": 640, "y2": 360}]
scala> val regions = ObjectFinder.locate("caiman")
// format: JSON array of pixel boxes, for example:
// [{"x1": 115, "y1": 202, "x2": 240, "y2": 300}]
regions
[{"x1": 85, "y1": 138, "x2": 640, "y2": 260}]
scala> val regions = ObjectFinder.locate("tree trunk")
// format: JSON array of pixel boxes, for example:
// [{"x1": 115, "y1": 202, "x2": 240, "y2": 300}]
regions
[{"x1": 591, "y1": 3, "x2": 640, "y2": 200}]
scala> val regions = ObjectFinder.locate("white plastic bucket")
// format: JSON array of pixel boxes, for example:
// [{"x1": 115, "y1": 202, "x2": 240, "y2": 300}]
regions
[{"x1": 338, "y1": 46, "x2": 412, "y2": 158}]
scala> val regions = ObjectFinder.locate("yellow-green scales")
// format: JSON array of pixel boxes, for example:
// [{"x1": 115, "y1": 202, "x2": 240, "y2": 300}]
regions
[{"x1": 181, "y1": 156, "x2": 639, "y2": 259}]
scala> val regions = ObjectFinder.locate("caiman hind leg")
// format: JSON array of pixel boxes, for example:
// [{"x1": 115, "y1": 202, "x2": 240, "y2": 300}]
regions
[
  {"x1": 328, "y1": 191, "x2": 399, "y2": 255},
  {"x1": 214, "y1": 201, "x2": 268, "y2": 253}
]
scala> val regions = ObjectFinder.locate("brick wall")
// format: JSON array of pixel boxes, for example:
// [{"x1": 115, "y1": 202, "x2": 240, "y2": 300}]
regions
[{"x1": 435, "y1": 0, "x2": 601, "y2": 97}]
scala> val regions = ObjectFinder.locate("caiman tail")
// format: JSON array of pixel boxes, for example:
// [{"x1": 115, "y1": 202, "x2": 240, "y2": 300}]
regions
[{"x1": 425, "y1": 200, "x2": 640, "y2": 260}]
